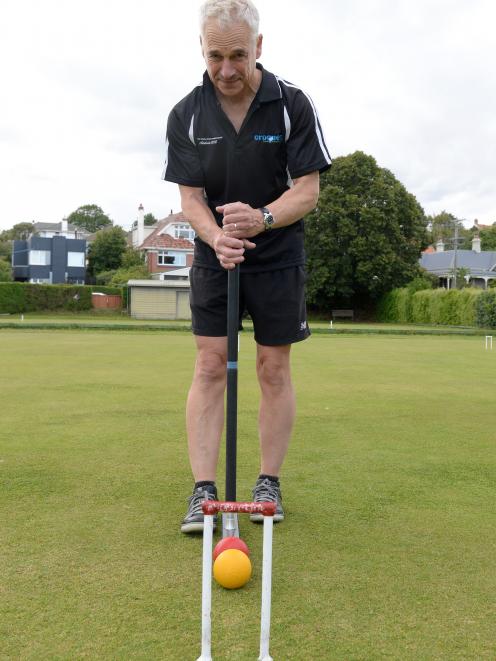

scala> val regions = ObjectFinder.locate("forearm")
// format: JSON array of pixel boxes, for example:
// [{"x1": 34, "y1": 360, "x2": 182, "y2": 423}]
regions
[
  {"x1": 179, "y1": 185, "x2": 222, "y2": 250},
  {"x1": 265, "y1": 171, "x2": 320, "y2": 229},
  {"x1": 218, "y1": 171, "x2": 320, "y2": 238}
]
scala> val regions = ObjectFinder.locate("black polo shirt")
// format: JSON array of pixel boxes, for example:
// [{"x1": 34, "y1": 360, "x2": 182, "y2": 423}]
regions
[{"x1": 162, "y1": 63, "x2": 331, "y2": 272}]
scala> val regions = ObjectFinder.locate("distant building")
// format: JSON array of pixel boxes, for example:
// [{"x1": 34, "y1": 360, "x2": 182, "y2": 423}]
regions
[
  {"x1": 12, "y1": 220, "x2": 87, "y2": 284},
  {"x1": 420, "y1": 236, "x2": 496, "y2": 289},
  {"x1": 130, "y1": 206, "x2": 195, "y2": 275}
]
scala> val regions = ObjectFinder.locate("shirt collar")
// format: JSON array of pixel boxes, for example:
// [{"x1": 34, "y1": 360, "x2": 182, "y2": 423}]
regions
[{"x1": 202, "y1": 63, "x2": 281, "y2": 104}]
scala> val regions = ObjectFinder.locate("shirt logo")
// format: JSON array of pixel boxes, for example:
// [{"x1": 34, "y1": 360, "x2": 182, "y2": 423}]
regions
[
  {"x1": 198, "y1": 136, "x2": 223, "y2": 145},
  {"x1": 253, "y1": 134, "x2": 283, "y2": 143}
]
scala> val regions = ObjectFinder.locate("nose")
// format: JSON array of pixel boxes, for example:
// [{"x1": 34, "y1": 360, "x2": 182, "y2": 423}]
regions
[{"x1": 219, "y1": 58, "x2": 236, "y2": 80}]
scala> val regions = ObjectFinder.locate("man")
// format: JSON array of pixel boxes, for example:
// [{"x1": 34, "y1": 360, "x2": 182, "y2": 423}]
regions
[{"x1": 162, "y1": 0, "x2": 331, "y2": 533}]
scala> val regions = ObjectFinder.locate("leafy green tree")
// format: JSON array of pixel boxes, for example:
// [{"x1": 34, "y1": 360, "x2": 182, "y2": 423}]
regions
[
  {"x1": 0, "y1": 239, "x2": 11, "y2": 263},
  {"x1": 87, "y1": 227, "x2": 127, "y2": 276},
  {"x1": 144, "y1": 213, "x2": 157, "y2": 226},
  {"x1": 97, "y1": 265, "x2": 151, "y2": 287},
  {"x1": 0, "y1": 222, "x2": 34, "y2": 263},
  {"x1": 121, "y1": 247, "x2": 145, "y2": 269},
  {"x1": 426, "y1": 211, "x2": 471, "y2": 249},
  {"x1": 304, "y1": 151, "x2": 427, "y2": 308},
  {"x1": 0, "y1": 260, "x2": 13, "y2": 281},
  {"x1": 480, "y1": 225, "x2": 496, "y2": 251},
  {"x1": 0, "y1": 222, "x2": 34, "y2": 240},
  {"x1": 67, "y1": 205, "x2": 112, "y2": 233}
]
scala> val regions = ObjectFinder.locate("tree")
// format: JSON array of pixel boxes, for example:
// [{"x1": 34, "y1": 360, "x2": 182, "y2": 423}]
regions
[
  {"x1": 96, "y1": 265, "x2": 150, "y2": 286},
  {"x1": 87, "y1": 226, "x2": 128, "y2": 276},
  {"x1": 144, "y1": 213, "x2": 157, "y2": 226},
  {"x1": 0, "y1": 260, "x2": 12, "y2": 281},
  {"x1": 426, "y1": 211, "x2": 472, "y2": 249},
  {"x1": 480, "y1": 225, "x2": 496, "y2": 251},
  {"x1": 304, "y1": 151, "x2": 427, "y2": 308},
  {"x1": 0, "y1": 222, "x2": 34, "y2": 263},
  {"x1": 121, "y1": 247, "x2": 145, "y2": 269},
  {"x1": 67, "y1": 204, "x2": 112, "y2": 233}
]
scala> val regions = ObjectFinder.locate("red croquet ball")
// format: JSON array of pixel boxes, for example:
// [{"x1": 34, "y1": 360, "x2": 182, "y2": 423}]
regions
[{"x1": 213, "y1": 537, "x2": 250, "y2": 561}]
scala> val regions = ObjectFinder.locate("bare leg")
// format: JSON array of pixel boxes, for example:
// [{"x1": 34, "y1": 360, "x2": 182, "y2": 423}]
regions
[
  {"x1": 256, "y1": 344, "x2": 295, "y2": 476},
  {"x1": 186, "y1": 336, "x2": 227, "y2": 482}
]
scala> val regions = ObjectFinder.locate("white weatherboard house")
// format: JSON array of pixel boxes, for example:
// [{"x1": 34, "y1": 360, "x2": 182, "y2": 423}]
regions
[{"x1": 420, "y1": 236, "x2": 496, "y2": 289}]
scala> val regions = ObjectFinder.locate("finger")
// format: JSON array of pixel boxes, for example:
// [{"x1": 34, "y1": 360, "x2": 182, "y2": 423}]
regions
[
  {"x1": 243, "y1": 239, "x2": 256, "y2": 249},
  {"x1": 216, "y1": 205, "x2": 225, "y2": 214}
]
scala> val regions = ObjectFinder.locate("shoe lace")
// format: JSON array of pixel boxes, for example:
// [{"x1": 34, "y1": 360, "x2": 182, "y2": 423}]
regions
[
  {"x1": 253, "y1": 479, "x2": 280, "y2": 503},
  {"x1": 189, "y1": 488, "x2": 216, "y2": 515}
]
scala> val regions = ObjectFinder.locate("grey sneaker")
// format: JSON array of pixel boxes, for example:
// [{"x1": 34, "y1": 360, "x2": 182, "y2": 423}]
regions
[
  {"x1": 181, "y1": 484, "x2": 218, "y2": 533},
  {"x1": 250, "y1": 478, "x2": 284, "y2": 523}
]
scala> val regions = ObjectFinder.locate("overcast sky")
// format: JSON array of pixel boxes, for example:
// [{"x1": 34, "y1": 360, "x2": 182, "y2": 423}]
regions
[{"x1": 1, "y1": 0, "x2": 495, "y2": 232}]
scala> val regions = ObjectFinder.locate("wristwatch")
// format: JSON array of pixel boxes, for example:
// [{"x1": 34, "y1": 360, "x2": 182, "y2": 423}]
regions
[{"x1": 260, "y1": 207, "x2": 275, "y2": 231}]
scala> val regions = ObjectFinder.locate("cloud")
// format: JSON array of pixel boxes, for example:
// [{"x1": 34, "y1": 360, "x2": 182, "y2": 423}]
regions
[{"x1": 1, "y1": 0, "x2": 495, "y2": 231}]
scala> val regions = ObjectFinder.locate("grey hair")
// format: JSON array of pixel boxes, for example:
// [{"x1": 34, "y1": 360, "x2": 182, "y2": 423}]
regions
[{"x1": 199, "y1": 0, "x2": 260, "y2": 39}]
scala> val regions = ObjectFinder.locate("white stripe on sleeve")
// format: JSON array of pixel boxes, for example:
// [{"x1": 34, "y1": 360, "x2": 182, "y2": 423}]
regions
[
  {"x1": 188, "y1": 115, "x2": 195, "y2": 145},
  {"x1": 277, "y1": 77, "x2": 331, "y2": 165},
  {"x1": 162, "y1": 137, "x2": 169, "y2": 179}
]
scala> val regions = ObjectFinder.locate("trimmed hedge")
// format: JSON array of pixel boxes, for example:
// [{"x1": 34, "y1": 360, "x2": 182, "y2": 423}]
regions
[
  {"x1": 0, "y1": 283, "x2": 124, "y2": 314},
  {"x1": 377, "y1": 287, "x2": 495, "y2": 328},
  {"x1": 476, "y1": 290, "x2": 496, "y2": 328}
]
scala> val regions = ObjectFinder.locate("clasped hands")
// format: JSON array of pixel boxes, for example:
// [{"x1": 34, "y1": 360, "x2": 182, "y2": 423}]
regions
[{"x1": 213, "y1": 202, "x2": 264, "y2": 270}]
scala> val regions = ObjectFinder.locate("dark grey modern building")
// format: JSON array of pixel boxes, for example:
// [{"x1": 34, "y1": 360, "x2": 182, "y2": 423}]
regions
[
  {"x1": 420, "y1": 237, "x2": 496, "y2": 289},
  {"x1": 12, "y1": 221, "x2": 87, "y2": 284}
]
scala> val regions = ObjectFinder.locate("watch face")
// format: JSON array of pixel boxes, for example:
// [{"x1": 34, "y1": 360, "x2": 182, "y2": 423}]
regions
[{"x1": 263, "y1": 211, "x2": 274, "y2": 230}]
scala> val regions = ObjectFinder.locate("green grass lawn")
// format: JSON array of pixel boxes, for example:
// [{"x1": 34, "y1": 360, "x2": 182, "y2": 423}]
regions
[{"x1": 1, "y1": 330, "x2": 495, "y2": 660}]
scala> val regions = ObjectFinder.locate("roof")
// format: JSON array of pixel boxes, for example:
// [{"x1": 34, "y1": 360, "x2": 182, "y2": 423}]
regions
[
  {"x1": 420, "y1": 250, "x2": 496, "y2": 277},
  {"x1": 158, "y1": 211, "x2": 188, "y2": 225},
  {"x1": 127, "y1": 279, "x2": 190, "y2": 288},
  {"x1": 33, "y1": 221, "x2": 88, "y2": 234},
  {"x1": 140, "y1": 216, "x2": 194, "y2": 250}
]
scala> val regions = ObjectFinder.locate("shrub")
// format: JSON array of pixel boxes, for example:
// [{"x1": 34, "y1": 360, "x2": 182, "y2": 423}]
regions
[
  {"x1": 378, "y1": 286, "x2": 483, "y2": 327},
  {"x1": 475, "y1": 290, "x2": 496, "y2": 328},
  {"x1": 0, "y1": 283, "x2": 123, "y2": 314},
  {"x1": 0, "y1": 260, "x2": 13, "y2": 282}
]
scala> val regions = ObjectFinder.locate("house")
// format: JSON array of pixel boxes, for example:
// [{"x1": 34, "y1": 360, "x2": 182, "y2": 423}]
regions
[
  {"x1": 12, "y1": 220, "x2": 87, "y2": 284},
  {"x1": 130, "y1": 205, "x2": 195, "y2": 275},
  {"x1": 420, "y1": 236, "x2": 496, "y2": 289}
]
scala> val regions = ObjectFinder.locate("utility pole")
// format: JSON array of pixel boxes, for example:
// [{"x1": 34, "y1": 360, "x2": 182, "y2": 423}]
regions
[{"x1": 453, "y1": 224, "x2": 458, "y2": 289}]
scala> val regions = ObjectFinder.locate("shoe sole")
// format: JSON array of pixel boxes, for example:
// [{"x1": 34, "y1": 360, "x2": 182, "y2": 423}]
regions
[
  {"x1": 249, "y1": 513, "x2": 284, "y2": 523},
  {"x1": 181, "y1": 521, "x2": 217, "y2": 534}
]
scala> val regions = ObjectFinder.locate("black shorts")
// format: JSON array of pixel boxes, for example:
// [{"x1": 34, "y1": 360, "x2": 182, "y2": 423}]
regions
[{"x1": 189, "y1": 265, "x2": 311, "y2": 346}]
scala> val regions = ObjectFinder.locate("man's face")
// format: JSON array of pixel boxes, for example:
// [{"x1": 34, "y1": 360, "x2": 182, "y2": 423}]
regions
[{"x1": 201, "y1": 19, "x2": 262, "y2": 99}]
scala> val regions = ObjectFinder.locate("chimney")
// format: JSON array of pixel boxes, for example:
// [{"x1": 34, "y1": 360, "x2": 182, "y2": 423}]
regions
[
  {"x1": 436, "y1": 239, "x2": 445, "y2": 252},
  {"x1": 61, "y1": 218, "x2": 68, "y2": 233},
  {"x1": 137, "y1": 204, "x2": 144, "y2": 248},
  {"x1": 472, "y1": 234, "x2": 481, "y2": 253}
]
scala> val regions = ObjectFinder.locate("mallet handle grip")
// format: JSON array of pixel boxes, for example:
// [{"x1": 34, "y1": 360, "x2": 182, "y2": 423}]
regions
[{"x1": 202, "y1": 500, "x2": 276, "y2": 516}]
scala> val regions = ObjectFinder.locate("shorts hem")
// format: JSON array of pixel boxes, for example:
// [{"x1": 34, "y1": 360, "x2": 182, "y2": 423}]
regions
[{"x1": 253, "y1": 329, "x2": 311, "y2": 347}]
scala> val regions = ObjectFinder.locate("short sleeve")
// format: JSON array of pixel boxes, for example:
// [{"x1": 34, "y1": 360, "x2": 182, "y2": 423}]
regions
[
  {"x1": 286, "y1": 91, "x2": 332, "y2": 180},
  {"x1": 162, "y1": 107, "x2": 204, "y2": 187}
]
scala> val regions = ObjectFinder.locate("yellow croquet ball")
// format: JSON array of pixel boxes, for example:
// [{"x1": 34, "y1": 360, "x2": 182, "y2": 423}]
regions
[{"x1": 213, "y1": 548, "x2": 252, "y2": 589}]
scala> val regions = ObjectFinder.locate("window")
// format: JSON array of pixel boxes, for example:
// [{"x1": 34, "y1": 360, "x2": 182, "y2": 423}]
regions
[
  {"x1": 29, "y1": 250, "x2": 51, "y2": 265},
  {"x1": 67, "y1": 252, "x2": 85, "y2": 267},
  {"x1": 173, "y1": 224, "x2": 195, "y2": 241},
  {"x1": 157, "y1": 250, "x2": 186, "y2": 266}
]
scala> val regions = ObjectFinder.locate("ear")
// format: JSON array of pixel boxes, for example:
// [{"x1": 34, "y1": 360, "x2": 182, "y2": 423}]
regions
[
  {"x1": 200, "y1": 34, "x2": 204, "y2": 57},
  {"x1": 256, "y1": 33, "x2": 263, "y2": 59}
]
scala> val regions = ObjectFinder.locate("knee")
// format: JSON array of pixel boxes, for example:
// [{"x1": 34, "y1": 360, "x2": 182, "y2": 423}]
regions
[
  {"x1": 195, "y1": 350, "x2": 226, "y2": 387},
  {"x1": 257, "y1": 356, "x2": 290, "y2": 392}
]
